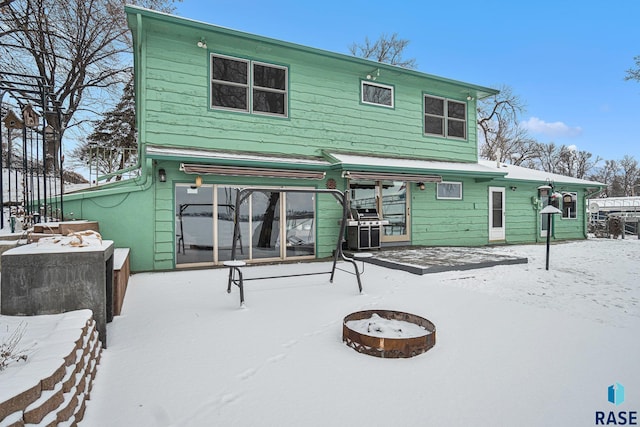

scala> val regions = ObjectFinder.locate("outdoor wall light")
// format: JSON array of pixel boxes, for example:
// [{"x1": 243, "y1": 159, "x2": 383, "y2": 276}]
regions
[
  {"x1": 366, "y1": 68, "x2": 380, "y2": 81},
  {"x1": 466, "y1": 94, "x2": 475, "y2": 101},
  {"x1": 417, "y1": 182, "x2": 425, "y2": 191},
  {"x1": 158, "y1": 168, "x2": 166, "y2": 182},
  {"x1": 195, "y1": 175, "x2": 202, "y2": 188},
  {"x1": 197, "y1": 37, "x2": 207, "y2": 49},
  {"x1": 510, "y1": 186, "x2": 517, "y2": 191}
]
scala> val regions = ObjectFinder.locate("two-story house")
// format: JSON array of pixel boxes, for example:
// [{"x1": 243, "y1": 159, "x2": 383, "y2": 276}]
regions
[{"x1": 62, "y1": 6, "x2": 604, "y2": 272}]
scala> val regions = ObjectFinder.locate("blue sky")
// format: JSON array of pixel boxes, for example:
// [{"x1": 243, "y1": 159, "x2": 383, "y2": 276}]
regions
[{"x1": 176, "y1": 0, "x2": 639, "y2": 164}]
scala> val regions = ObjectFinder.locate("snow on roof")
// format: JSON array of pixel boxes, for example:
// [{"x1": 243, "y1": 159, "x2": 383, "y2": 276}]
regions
[
  {"x1": 477, "y1": 160, "x2": 605, "y2": 187},
  {"x1": 589, "y1": 196, "x2": 640, "y2": 210},
  {"x1": 328, "y1": 153, "x2": 504, "y2": 176},
  {"x1": 146, "y1": 145, "x2": 331, "y2": 167}
]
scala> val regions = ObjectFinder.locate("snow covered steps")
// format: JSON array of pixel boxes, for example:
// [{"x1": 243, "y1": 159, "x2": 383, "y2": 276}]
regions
[{"x1": 0, "y1": 310, "x2": 102, "y2": 426}]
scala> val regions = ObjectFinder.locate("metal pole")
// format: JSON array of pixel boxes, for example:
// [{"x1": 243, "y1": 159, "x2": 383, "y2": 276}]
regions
[
  {"x1": 7, "y1": 127, "x2": 11, "y2": 212},
  {"x1": 57, "y1": 104, "x2": 63, "y2": 220},
  {"x1": 0, "y1": 90, "x2": 4, "y2": 229},
  {"x1": 545, "y1": 212, "x2": 551, "y2": 270},
  {"x1": 22, "y1": 125, "x2": 27, "y2": 214}
]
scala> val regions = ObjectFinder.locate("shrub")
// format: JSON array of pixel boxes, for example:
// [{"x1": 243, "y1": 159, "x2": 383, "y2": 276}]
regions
[{"x1": 0, "y1": 322, "x2": 34, "y2": 372}]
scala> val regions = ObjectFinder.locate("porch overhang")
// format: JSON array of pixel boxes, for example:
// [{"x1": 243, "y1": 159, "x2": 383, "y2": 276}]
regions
[
  {"x1": 342, "y1": 170, "x2": 442, "y2": 183},
  {"x1": 326, "y1": 152, "x2": 507, "y2": 181},
  {"x1": 146, "y1": 145, "x2": 330, "y2": 179},
  {"x1": 180, "y1": 163, "x2": 325, "y2": 180}
]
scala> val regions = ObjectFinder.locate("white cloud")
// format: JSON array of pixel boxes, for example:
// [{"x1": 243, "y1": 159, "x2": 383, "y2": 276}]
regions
[{"x1": 520, "y1": 117, "x2": 583, "y2": 138}]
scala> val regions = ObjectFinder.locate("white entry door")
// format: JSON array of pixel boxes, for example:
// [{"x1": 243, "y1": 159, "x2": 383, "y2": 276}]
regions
[{"x1": 489, "y1": 187, "x2": 506, "y2": 241}]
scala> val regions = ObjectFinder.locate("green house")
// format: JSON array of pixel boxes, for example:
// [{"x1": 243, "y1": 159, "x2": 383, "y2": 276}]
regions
[{"x1": 62, "y1": 6, "x2": 604, "y2": 272}]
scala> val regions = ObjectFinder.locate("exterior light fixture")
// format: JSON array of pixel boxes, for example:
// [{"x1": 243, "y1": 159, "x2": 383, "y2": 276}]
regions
[
  {"x1": 417, "y1": 182, "x2": 425, "y2": 191},
  {"x1": 366, "y1": 68, "x2": 380, "y2": 81},
  {"x1": 197, "y1": 37, "x2": 207, "y2": 49},
  {"x1": 466, "y1": 94, "x2": 474, "y2": 101},
  {"x1": 158, "y1": 168, "x2": 166, "y2": 182},
  {"x1": 195, "y1": 175, "x2": 202, "y2": 187},
  {"x1": 510, "y1": 186, "x2": 517, "y2": 191}
]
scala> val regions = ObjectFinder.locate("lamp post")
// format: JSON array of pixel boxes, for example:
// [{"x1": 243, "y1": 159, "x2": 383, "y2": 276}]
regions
[{"x1": 540, "y1": 204, "x2": 562, "y2": 270}]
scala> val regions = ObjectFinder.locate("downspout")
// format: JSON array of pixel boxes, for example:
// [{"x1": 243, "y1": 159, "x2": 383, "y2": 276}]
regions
[{"x1": 97, "y1": 12, "x2": 146, "y2": 182}]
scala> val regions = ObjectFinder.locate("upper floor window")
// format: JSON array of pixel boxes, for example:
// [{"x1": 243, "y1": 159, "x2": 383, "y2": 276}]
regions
[
  {"x1": 211, "y1": 54, "x2": 288, "y2": 117},
  {"x1": 562, "y1": 192, "x2": 577, "y2": 219},
  {"x1": 361, "y1": 81, "x2": 394, "y2": 108},
  {"x1": 424, "y1": 95, "x2": 467, "y2": 139}
]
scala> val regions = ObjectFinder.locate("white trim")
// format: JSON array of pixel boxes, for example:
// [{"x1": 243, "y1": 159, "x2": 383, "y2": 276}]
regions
[
  {"x1": 489, "y1": 186, "x2": 506, "y2": 241},
  {"x1": 436, "y1": 181, "x2": 462, "y2": 200},
  {"x1": 361, "y1": 81, "x2": 394, "y2": 108},
  {"x1": 478, "y1": 160, "x2": 604, "y2": 186},
  {"x1": 561, "y1": 192, "x2": 578, "y2": 219}
]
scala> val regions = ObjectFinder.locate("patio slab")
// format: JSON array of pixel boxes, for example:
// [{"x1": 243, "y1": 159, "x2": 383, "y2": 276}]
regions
[{"x1": 357, "y1": 246, "x2": 528, "y2": 275}]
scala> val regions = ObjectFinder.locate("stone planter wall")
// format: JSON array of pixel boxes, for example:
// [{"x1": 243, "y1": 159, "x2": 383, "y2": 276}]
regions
[{"x1": 0, "y1": 311, "x2": 102, "y2": 426}]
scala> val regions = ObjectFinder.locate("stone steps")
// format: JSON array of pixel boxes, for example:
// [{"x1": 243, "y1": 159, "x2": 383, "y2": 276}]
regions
[{"x1": 0, "y1": 311, "x2": 102, "y2": 427}]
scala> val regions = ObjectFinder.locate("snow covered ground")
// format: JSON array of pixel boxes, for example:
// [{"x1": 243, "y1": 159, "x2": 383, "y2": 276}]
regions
[
  {"x1": 2, "y1": 238, "x2": 638, "y2": 426},
  {"x1": 68, "y1": 238, "x2": 640, "y2": 426}
]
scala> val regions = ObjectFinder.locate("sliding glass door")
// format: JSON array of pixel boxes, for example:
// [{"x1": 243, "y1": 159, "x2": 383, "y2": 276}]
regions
[
  {"x1": 349, "y1": 180, "x2": 410, "y2": 243},
  {"x1": 176, "y1": 185, "x2": 315, "y2": 267}
]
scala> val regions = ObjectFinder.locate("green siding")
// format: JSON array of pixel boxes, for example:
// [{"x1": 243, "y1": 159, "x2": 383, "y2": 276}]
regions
[
  {"x1": 136, "y1": 16, "x2": 481, "y2": 163},
  {"x1": 411, "y1": 178, "x2": 490, "y2": 246},
  {"x1": 63, "y1": 181, "x2": 155, "y2": 272},
  {"x1": 63, "y1": 7, "x2": 597, "y2": 273}
]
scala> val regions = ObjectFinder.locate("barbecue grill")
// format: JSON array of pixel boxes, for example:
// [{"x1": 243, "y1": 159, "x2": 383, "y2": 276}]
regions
[{"x1": 347, "y1": 208, "x2": 389, "y2": 250}]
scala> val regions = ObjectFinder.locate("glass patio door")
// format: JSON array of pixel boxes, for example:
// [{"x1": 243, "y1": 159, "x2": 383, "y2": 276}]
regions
[
  {"x1": 349, "y1": 180, "x2": 410, "y2": 243},
  {"x1": 379, "y1": 181, "x2": 409, "y2": 242},
  {"x1": 176, "y1": 185, "x2": 315, "y2": 267},
  {"x1": 175, "y1": 184, "x2": 214, "y2": 265}
]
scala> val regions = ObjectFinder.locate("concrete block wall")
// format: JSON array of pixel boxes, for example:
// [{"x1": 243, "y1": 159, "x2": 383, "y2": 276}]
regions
[{"x1": 0, "y1": 312, "x2": 102, "y2": 426}]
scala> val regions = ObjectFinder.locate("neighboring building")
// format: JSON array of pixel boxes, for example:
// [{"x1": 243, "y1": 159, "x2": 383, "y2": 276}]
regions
[{"x1": 62, "y1": 6, "x2": 604, "y2": 272}]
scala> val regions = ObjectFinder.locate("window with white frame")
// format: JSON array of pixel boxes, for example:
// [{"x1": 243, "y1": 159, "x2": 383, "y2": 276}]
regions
[
  {"x1": 424, "y1": 95, "x2": 467, "y2": 139},
  {"x1": 437, "y1": 181, "x2": 462, "y2": 200},
  {"x1": 562, "y1": 192, "x2": 577, "y2": 219},
  {"x1": 211, "y1": 54, "x2": 288, "y2": 117},
  {"x1": 361, "y1": 81, "x2": 394, "y2": 108}
]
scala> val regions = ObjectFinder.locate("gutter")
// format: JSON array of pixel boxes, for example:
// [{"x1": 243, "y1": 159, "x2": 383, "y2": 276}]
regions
[{"x1": 63, "y1": 158, "x2": 154, "y2": 202}]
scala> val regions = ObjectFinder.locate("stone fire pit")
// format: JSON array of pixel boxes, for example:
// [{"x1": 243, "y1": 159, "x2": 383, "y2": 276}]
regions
[{"x1": 342, "y1": 310, "x2": 436, "y2": 358}]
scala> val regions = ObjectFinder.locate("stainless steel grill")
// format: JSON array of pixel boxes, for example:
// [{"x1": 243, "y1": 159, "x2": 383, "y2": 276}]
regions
[{"x1": 347, "y1": 208, "x2": 389, "y2": 250}]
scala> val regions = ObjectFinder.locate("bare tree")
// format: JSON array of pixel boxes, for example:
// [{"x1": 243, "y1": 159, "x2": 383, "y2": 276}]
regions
[
  {"x1": 618, "y1": 155, "x2": 639, "y2": 196},
  {"x1": 574, "y1": 150, "x2": 600, "y2": 180},
  {"x1": 478, "y1": 86, "x2": 539, "y2": 166},
  {"x1": 0, "y1": 0, "x2": 179, "y2": 146},
  {"x1": 589, "y1": 159, "x2": 619, "y2": 197},
  {"x1": 625, "y1": 55, "x2": 640, "y2": 82},
  {"x1": 349, "y1": 33, "x2": 417, "y2": 69},
  {"x1": 534, "y1": 142, "x2": 560, "y2": 174}
]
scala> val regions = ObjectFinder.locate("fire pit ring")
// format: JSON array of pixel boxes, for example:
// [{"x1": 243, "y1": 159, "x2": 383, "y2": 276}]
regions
[{"x1": 342, "y1": 309, "x2": 436, "y2": 358}]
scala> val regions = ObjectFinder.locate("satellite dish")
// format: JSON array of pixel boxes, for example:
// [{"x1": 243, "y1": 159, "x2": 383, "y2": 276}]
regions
[{"x1": 589, "y1": 202, "x2": 600, "y2": 214}]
